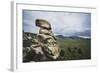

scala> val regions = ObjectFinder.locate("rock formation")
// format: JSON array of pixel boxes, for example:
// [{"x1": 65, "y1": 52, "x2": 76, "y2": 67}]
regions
[
  {"x1": 36, "y1": 19, "x2": 61, "y2": 60},
  {"x1": 23, "y1": 19, "x2": 61, "y2": 62}
]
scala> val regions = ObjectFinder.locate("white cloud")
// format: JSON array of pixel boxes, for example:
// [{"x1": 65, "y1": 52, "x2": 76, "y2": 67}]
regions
[{"x1": 23, "y1": 10, "x2": 91, "y2": 36}]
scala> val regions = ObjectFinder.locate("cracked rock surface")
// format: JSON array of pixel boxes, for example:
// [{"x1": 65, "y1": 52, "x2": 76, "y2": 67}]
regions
[
  {"x1": 23, "y1": 19, "x2": 61, "y2": 62},
  {"x1": 36, "y1": 19, "x2": 61, "y2": 60}
]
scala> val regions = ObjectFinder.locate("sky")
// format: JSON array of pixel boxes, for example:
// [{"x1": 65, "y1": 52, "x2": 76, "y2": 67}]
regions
[{"x1": 23, "y1": 10, "x2": 91, "y2": 37}]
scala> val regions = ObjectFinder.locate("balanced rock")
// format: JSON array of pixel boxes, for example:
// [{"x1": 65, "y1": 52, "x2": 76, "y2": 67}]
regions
[
  {"x1": 35, "y1": 19, "x2": 51, "y2": 30},
  {"x1": 36, "y1": 19, "x2": 61, "y2": 60}
]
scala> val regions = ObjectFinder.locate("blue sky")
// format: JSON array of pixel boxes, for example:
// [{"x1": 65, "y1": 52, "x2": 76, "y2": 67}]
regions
[{"x1": 23, "y1": 10, "x2": 91, "y2": 37}]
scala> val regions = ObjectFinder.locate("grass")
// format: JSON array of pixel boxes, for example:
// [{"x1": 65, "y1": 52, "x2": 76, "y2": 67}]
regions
[
  {"x1": 23, "y1": 32, "x2": 91, "y2": 61},
  {"x1": 58, "y1": 38, "x2": 91, "y2": 60}
]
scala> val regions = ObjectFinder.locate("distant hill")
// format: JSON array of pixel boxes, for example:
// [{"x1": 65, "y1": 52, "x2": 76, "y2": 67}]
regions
[
  {"x1": 56, "y1": 35, "x2": 66, "y2": 39},
  {"x1": 23, "y1": 32, "x2": 90, "y2": 42},
  {"x1": 56, "y1": 35, "x2": 90, "y2": 40}
]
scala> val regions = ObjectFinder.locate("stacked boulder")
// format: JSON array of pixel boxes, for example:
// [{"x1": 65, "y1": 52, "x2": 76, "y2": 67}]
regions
[
  {"x1": 23, "y1": 19, "x2": 61, "y2": 62},
  {"x1": 36, "y1": 19, "x2": 61, "y2": 60}
]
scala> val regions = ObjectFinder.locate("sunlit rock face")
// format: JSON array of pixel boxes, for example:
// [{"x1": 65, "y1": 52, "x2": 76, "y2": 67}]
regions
[
  {"x1": 23, "y1": 19, "x2": 61, "y2": 62},
  {"x1": 36, "y1": 19, "x2": 61, "y2": 60},
  {"x1": 23, "y1": 32, "x2": 47, "y2": 62},
  {"x1": 36, "y1": 19, "x2": 51, "y2": 30}
]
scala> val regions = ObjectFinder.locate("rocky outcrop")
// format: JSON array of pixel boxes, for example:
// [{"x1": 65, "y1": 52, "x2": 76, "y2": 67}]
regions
[
  {"x1": 36, "y1": 19, "x2": 61, "y2": 60},
  {"x1": 23, "y1": 19, "x2": 61, "y2": 62}
]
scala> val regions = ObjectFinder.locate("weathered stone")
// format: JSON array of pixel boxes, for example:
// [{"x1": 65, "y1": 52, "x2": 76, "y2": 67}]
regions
[
  {"x1": 30, "y1": 45, "x2": 44, "y2": 54},
  {"x1": 42, "y1": 42, "x2": 60, "y2": 59},
  {"x1": 39, "y1": 28, "x2": 54, "y2": 36},
  {"x1": 36, "y1": 19, "x2": 61, "y2": 60},
  {"x1": 38, "y1": 34, "x2": 55, "y2": 41},
  {"x1": 35, "y1": 19, "x2": 51, "y2": 30},
  {"x1": 23, "y1": 19, "x2": 61, "y2": 62},
  {"x1": 23, "y1": 44, "x2": 47, "y2": 62}
]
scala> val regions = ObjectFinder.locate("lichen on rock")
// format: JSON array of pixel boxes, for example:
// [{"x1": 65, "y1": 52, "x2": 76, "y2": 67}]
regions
[
  {"x1": 23, "y1": 19, "x2": 61, "y2": 62},
  {"x1": 36, "y1": 19, "x2": 61, "y2": 60}
]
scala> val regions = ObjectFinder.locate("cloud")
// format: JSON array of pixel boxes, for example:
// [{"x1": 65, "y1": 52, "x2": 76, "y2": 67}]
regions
[{"x1": 23, "y1": 10, "x2": 91, "y2": 36}]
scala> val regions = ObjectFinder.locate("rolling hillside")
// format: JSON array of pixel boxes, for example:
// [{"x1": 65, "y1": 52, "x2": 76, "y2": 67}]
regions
[{"x1": 23, "y1": 32, "x2": 91, "y2": 61}]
